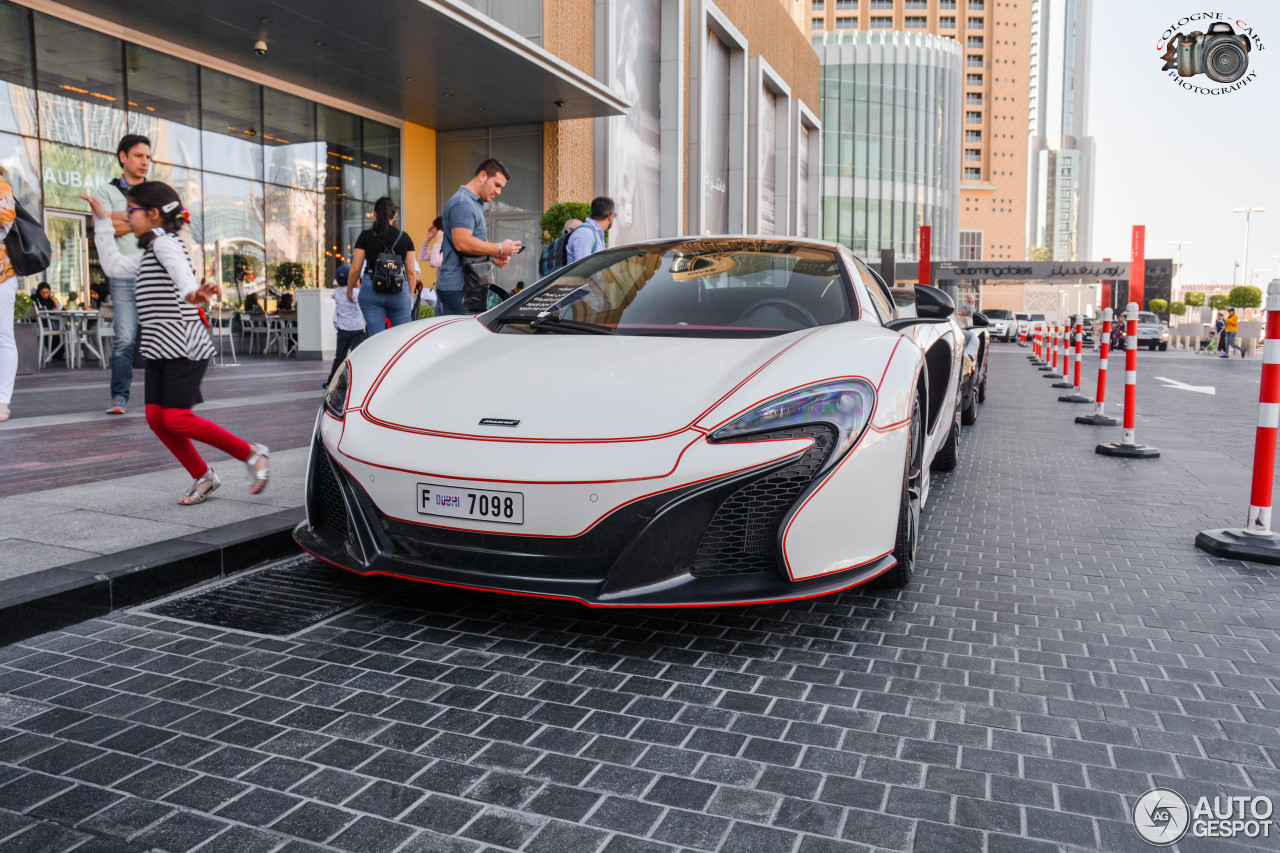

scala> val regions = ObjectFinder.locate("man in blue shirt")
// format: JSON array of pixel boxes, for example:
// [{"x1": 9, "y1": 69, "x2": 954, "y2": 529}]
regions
[
  {"x1": 439, "y1": 158, "x2": 521, "y2": 315},
  {"x1": 566, "y1": 197, "x2": 615, "y2": 266}
]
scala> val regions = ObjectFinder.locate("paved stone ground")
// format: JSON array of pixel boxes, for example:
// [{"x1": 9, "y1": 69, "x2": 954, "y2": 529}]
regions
[{"x1": 0, "y1": 346, "x2": 1277, "y2": 853}]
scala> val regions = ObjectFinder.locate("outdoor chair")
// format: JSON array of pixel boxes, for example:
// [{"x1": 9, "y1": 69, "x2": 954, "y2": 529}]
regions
[
  {"x1": 277, "y1": 311, "x2": 298, "y2": 358},
  {"x1": 239, "y1": 311, "x2": 270, "y2": 353},
  {"x1": 35, "y1": 309, "x2": 66, "y2": 368}
]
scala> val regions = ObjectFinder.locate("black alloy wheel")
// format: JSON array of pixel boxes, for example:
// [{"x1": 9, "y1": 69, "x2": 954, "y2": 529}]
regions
[
  {"x1": 882, "y1": 396, "x2": 923, "y2": 588},
  {"x1": 931, "y1": 399, "x2": 961, "y2": 472}
]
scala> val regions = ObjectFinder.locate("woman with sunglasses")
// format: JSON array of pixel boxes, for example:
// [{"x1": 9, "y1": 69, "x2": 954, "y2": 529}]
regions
[{"x1": 82, "y1": 183, "x2": 269, "y2": 505}]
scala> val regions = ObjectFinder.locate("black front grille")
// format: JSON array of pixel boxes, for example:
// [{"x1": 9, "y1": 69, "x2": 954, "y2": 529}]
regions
[
  {"x1": 313, "y1": 442, "x2": 349, "y2": 536},
  {"x1": 691, "y1": 424, "x2": 836, "y2": 577}
]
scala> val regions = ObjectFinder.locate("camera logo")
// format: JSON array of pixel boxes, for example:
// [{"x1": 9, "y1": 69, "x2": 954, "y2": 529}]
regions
[
  {"x1": 1157, "y1": 13, "x2": 1264, "y2": 94},
  {"x1": 1134, "y1": 788, "x2": 1190, "y2": 846}
]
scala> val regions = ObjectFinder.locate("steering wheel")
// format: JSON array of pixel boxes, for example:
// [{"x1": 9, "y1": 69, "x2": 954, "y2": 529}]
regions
[{"x1": 743, "y1": 298, "x2": 819, "y2": 328}]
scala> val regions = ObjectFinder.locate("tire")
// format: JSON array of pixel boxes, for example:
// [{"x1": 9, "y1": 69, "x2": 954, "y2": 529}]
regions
[
  {"x1": 961, "y1": 385, "x2": 978, "y2": 425},
  {"x1": 1159, "y1": 343, "x2": 1168, "y2": 351},
  {"x1": 931, "y1": 400, "x2": 961, "y2": 472},
  {"x1": 977, "y1": 377, "x2": 987, "y2": 404},
  {"x1": 881, "y1": 397, "x2": 922, "y2": 589},
  {"x1": 1148, "y1": 343, "x2": 1157, "y2": 351}
]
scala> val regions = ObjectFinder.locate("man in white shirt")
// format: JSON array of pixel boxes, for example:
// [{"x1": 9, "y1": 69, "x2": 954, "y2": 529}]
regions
[{"x1": 326, "y1": 263, "x2": 366, "y2": 387}]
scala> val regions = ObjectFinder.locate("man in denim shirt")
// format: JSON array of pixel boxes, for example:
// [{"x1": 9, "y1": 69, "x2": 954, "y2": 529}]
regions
[
  {"x1": 566, "y1": 197, "x2": 615, "y2": 266},
  {"x1": 439, "y1": 158, "x2": 521, "y2": 315}
]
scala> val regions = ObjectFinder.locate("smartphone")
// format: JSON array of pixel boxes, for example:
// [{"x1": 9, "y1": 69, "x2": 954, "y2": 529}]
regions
[{"x1": 517, "y1": 245, "x2": 526, "y2": 253}]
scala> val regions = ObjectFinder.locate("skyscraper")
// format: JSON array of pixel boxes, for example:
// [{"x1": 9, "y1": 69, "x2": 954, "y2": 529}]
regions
[
  {"x1": 803, "y1": 0, "x2": 1033, "y2": 262},
  {"x1": 1025, "y1": 0, "x2": 1094, "y2": 262}
]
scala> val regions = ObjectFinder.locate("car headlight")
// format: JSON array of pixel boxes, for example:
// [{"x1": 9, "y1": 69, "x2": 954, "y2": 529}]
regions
[
  {"x1": 324, "y1": 362, "x2": 350, "y2": 419},
  {"x1": 710, "y1": 380, "x2": 877, "y2": 471}
]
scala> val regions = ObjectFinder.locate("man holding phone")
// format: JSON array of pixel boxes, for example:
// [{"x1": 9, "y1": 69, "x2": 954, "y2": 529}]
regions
[{"x1": 439, "y1": 158, "x2": 522, "y2": 315}]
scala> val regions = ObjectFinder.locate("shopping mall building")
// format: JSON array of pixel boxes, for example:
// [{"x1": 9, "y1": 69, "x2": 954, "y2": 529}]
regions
[{"x1": 0, "y1": 0, "x2": 820, "y2": 308}]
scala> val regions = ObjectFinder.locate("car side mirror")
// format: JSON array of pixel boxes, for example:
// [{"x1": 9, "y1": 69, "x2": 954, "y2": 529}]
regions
[
  {"x1": 970, "y1": 311, "x2": 990, "y2": 327},
  {"x1": 914, "y1": 284, "x2": 955, "y2": 320}
]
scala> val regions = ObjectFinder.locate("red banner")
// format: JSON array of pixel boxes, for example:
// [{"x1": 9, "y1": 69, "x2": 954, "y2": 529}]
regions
[
  {"x1": 918, "y1": 226, "x2": 931, "y2": 285},
  {"x1": 1129, "y1": 226, "x2": 1146, "y2": 307},
  {"x1": 1100, "y1": 257, "x2": 1112, "y2": 311}
]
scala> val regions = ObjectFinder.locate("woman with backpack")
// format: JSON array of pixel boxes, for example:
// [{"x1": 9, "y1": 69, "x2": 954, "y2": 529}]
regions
[
  {"x1": 0, "y1": 167, "x2": 16, "y2": 421},
  {"x1": 348, "y1": 197, "x2": 416, "y2": 335},
  {"x1": 81, "y1": 184, "x2": 269, "y2": 505}
]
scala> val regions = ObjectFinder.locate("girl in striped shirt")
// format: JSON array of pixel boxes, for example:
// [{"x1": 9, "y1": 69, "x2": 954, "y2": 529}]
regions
[{"x1": 83, "y1": 183, "x2": 269, "y2": 505}]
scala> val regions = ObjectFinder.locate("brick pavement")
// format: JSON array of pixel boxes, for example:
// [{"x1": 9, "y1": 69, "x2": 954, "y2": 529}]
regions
[{"x1": 0, "y1": 346, "x2": 1276, "y2": 852}]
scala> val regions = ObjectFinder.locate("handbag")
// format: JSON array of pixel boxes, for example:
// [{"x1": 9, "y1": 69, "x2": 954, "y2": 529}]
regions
[
  {"x1": 460, "y1": 254, "x2": 494, "y2": 313},
  {"x1": 4, "y1": 199, "x2": 52, "y2": 276}
]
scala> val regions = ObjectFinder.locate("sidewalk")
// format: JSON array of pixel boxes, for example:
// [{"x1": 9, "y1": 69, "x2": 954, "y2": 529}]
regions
[{"x1": 0, "y1": 356, "x2": 328, "y2": 641}]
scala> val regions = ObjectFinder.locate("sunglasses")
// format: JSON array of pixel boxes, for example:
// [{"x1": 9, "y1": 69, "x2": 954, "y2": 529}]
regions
[{"x1": 126, "y1": 206, "x2": 149, "y2": 214}]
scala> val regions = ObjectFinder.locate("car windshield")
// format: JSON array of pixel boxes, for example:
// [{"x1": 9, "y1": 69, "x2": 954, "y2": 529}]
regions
[
  {"x1": 1031, "y1": 313, "x2": 1046, "y2": 321},
  {"x1": 492, "y1": 240, "x2": 854, "y2": 338},
  {"x1": 1138, "y1": 312, "x2": 1160, "y2": 324},
  {"x1": 984, "y1": 309, "x2": 1013, "y2": 320}
]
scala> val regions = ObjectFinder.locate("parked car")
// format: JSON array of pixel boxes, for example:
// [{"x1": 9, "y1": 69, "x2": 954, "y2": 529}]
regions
[
  {"x1": 300, "y1": 237, "x2": 971, "y2": 605},
  {"x1": 1017, "y1": 312, "x2": 1047, "y2": 338},
  {"x1": 982, "y1": 308, "x2": 1016, "y2": 342},
  {"x1": 1112, "y1": 311, "x2": 1169, "y2": 350},
  {"x1": 961, "y1": 314, "x2": 990, "y2": 424}
]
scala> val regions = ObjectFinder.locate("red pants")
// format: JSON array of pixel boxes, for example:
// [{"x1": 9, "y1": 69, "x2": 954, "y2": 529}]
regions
[{"x1": 145, "y1": 405, "x2": 252, "y2": 479}]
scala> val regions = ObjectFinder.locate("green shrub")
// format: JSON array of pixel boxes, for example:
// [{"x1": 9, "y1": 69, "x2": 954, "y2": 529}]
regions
[
  {"x1": 541, "y1": 202, "x2": 591, "y2": 246},
  {"x1": 1208, "y1": 294, "x2": 1229, "y2": 310},
  {"x1": 1169, "y1": 301, "x2": 1186, "y2": 316},
  {"x1": 1228, "y1": 285, "x2": 1262, "y2": 309},
  {"x1": 1148, "y1": 298, "x2": 1168, "y2": 313},
  {"x1": 13, "y1": 290, "x2": 31, "y2": 322},
  {"x1": 1183, "y1": 291, "x2": 1205, "y2": 306}
]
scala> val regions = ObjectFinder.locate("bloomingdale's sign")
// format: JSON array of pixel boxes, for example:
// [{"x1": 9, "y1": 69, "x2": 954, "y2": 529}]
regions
[{"x1": 935, "y1": 261, "x2": 1131, "y2": 281}]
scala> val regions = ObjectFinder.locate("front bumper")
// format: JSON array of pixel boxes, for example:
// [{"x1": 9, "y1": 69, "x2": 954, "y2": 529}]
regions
[{"x1": 296, "y1": 433, "x2": 894, "y2": 607}]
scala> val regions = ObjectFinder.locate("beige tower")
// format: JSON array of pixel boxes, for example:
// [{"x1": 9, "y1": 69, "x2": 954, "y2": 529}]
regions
[{"x1": 804, "y1": 0, "x2": 1031, "y2": 261}]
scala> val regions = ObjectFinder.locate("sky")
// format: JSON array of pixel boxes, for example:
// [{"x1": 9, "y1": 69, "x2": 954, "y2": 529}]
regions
[{"x1": 1088, "y1": 1, "x2": 1279, "y2": 288}]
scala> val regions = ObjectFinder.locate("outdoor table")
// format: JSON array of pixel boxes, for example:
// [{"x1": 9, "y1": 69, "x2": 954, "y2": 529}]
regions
[{"x1": 47, "y1": 310, "x2": 101, "y2": 368}]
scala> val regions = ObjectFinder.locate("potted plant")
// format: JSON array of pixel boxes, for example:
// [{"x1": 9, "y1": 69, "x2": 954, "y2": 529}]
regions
[{"x1": 13, "y1": 289, "x2": 40, "y2": 375}]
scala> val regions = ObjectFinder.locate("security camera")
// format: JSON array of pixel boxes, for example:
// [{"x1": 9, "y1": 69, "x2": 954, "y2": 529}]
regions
[{"x1": 254, "y1": 39, "x2": 268, "y2": 56}]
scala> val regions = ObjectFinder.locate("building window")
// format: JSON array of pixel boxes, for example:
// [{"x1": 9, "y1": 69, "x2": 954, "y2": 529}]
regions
[
  {"x1": 969, "y1": 0, "x2": 984, "y2": 8},
  {"x1": 968, "y1": 17, "x2": 984, "y2": 28},
  {"x1": 836, "y1": 16, "x2": 857, "y2": 28},
  {"x1": 968, "y1": 36, "x2": 984, "y2": 47},
  {"x1": 966, "y1": 73, "x2": 983, "y2": 87},
  {"x1": 870, "y1": 0, "x2": 893, "y2": 7},
  {"x1": 967, "y1": 54, "x2": 984, "y2": 66},
  {"x1": 940, "y1": 0, "x2": 957, "y2": 6},
  {"x1": 966, "y1": 92, "x2": 982, "y2": 104},
  {"x1": 836, "y1": 0, "x2": 856, "y2": 7},
  {"x1": 964, "y1": 167, "x2": 982, "y2": 181},
  {"x1": 812, "y1": 16, "x2": 825, "y2": 27},
  {"x1": 965, "y1": 129, "x2": 981, "y2": 142},
  {"x1": 940, "y1": 16, "x2": 956, "y2": 28},
  {"x1": 965, "y1": 111, "x2": 982, "y2": 124},
  {"x1": 905, "y1": 0, "x2": 927, "y2": 7},
  {"x1": 965, "y1": 149, "x2": 981, "y2": 161},
  {"x1": 959, "y1": 230, "x2": 983, "y2": 260},
  {"x1": 812, "y1": 0, "x2": 823, "y2": 9},
  {"x1": 905, "y1": 16, "x2": 927, "y2": 27},
  {"x1": 871, "y1": 16, "x2": 893, "y2": 27}
]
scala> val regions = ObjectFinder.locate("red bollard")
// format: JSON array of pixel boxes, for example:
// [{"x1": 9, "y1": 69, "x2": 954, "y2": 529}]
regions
[
  {"x1": 1097, "y1": 302, "x2": 1159, "y2": 457},
  {"x1": 1053, "y1": 316, "x2": 1078, "y2": 389},
  {"x1": 1043, "y1": 323, "x2": 1064, "y2": 378},
  {"x1": 1196, "y1": 279, "x2": 1280, "y2": 562},
  {"x1": 1077, "y1": 307, "x2": 1119, "y2": 424},
  {"x1": 1059, "y1": 314, "x2": 1092, "y2": 402}
]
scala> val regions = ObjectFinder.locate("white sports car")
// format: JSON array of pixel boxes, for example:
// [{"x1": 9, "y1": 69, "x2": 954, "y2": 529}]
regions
[{"x1": 297, "y1": 237, "x2": 968, "y2": 607}]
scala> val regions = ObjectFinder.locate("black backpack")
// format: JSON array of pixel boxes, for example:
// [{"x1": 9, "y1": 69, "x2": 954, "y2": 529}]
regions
[
  {"x1": 539, "y1": 230, "x2": 572, "y2": 277},
  {"x1": 4, "y1": 199, "x2": 51, "y2": 276},
  {"x1": 369, "y1": 228, "x2": 406, "y2": 294}
]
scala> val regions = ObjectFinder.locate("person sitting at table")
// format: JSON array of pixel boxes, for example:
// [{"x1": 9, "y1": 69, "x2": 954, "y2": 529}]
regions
[
  {"x1": 277, "y1": 292, "x2": 293, "y2": 312},
  {"x1": 243, "y1": 292, "x2": 263, "y2": 313},
  {"x1": 34, "y1": 282, "x2": 59, "y2": 310}
]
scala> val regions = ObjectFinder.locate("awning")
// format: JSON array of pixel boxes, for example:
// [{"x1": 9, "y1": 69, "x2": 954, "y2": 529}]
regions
[{"x1": 44, "y1": 0, "x2": 629, "y2": 128}]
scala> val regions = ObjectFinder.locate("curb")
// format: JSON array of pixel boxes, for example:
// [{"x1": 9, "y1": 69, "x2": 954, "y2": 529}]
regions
[{"x1": 0, "y1": 507, "x2": 306, "y2": 645}]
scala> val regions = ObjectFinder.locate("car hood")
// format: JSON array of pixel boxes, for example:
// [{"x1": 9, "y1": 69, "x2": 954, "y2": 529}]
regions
[{"x1": 361, "y1": 320, "x2": 839, "y2": 441}]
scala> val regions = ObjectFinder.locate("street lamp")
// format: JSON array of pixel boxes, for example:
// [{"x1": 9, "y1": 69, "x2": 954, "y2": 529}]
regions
[
  {"x1": 1169, "y1": 240, "x2": 1191, "y2": 300},
  {"x1": 1233, "y1": 206, "x2": 1265, "y2": 292},
  {"x1": 1273, "y1": 255, "x2": 1280, "y2": 278}
]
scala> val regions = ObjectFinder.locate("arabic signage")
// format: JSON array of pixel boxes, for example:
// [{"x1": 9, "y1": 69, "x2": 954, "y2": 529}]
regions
[{"x1": 934, "y1": 261, "x2": 1131, "y2": 281}]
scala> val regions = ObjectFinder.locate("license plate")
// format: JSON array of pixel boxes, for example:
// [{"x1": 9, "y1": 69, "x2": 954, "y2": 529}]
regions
[{"x1": 416, "y1": 482, "x2": 524, "y2": 524}]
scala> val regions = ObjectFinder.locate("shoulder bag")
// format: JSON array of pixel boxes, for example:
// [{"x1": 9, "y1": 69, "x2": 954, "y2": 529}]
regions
[{"x1": 4, "y1": 199, "x2": 52, "y2": 276}]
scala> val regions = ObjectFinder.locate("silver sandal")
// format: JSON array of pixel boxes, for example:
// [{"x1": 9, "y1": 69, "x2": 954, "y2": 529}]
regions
[
  {"x1": 245, "y1": 444, "x2": 270, "y2": 495},
  {"x1": 179, "y1": 467, "x2": 221, "y2": 505}
]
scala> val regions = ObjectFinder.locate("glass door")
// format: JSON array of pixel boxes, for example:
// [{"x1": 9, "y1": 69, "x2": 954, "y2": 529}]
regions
[{"x1": 45, "y1": 210, "x2": 88, "y2": 308}]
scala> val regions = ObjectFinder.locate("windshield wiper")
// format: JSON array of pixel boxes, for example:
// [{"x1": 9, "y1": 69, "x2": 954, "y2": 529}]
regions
[{"x1": 528, "y1": 315, "x2": 615, "y2": 335}]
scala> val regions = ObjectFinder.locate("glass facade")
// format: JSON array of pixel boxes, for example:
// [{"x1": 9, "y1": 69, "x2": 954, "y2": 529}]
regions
[
  {"x1": 815, "y1": 30, "x2": 961, "y2": 262},
  {"x1": 0, "y1": 1, "x2": 400, "y2": 306}
]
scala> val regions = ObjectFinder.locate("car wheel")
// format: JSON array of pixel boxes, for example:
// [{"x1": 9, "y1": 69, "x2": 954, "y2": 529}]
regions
[
  {"x1": 961, "y1": 385, "x2": 978, "y2": 425},
  {"x1": 1159, "y1": 343, "x2": 1168, "y2": 351},
  {"x1": 881, "y1": 397, "x2": 922, "y2": 589},
  {"x1": 1148, "y1": 343, "x2": 1157, "y2": 351},
  {"x1": 977, "y1": 377, "x2": 987, "y2": 404},
  {"x1": 931, "y1": 400, "x2": 961, "y2": 472}
]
